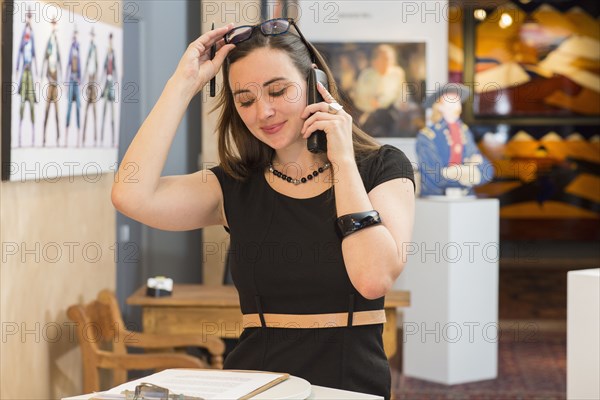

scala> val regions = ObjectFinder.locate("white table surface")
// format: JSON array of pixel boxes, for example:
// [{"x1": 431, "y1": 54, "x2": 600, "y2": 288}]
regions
[
  {"x1": 307, "y1": 385, "x2": 382, "y2": 399},
  {"x1": 62, "y1": 381, "x2": 383, "y2": 400}
]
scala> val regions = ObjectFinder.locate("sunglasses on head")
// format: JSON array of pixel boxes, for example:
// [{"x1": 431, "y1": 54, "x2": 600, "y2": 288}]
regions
[{"x1": 224, "y1": 18, "x2": 316, "y2": 62}]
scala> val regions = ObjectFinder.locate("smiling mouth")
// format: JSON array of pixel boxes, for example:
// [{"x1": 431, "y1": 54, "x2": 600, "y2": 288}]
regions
[{"x1": 261, "y1": 121, "x2": 286, "y2": 134}]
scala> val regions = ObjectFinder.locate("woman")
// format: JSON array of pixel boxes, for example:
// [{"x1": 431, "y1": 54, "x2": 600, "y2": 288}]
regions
[{"x1": 112, "y1": 20, "x2": 415, "y2": 399}]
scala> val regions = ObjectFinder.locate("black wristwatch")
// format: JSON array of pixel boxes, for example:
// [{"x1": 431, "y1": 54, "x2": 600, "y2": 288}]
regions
[{"x1": 336, "y1": 210, "x2": 382, "y2": 239}]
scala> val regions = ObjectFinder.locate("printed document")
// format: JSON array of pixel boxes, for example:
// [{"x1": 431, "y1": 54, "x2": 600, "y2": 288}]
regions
[{"x1": 103, "y1": 369, "x2": 288, "y2": 399}]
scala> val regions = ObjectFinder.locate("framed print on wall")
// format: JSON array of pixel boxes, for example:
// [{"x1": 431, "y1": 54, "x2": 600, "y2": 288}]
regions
[
  {"x1": 472, "y1": 3, "x2": 599, "y2": 118},
  {"x1": 1, "y1": 0, "x2": 123, "y2": 181},
  {"x1": 474, "y1": 123, "x2": 600, "y2": 240},
  {"x1": 451, "y1": 0, "x2": 600, "y2": 239},
  {"x1": 314, "y1": 42, "x2": 426, "y2": 138},
  {"x1": 296, "y1": 0, "x2": 449, "y2": 164}
]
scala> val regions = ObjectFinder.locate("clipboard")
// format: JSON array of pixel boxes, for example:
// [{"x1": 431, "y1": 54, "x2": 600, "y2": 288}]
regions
[{"x1": 90, "y1": 369, "x2": 291, "y2": 400}]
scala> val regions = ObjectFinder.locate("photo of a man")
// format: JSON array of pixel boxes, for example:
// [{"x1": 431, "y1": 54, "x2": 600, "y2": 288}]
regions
[{"x1": 315, "y1": 42, "x2": 426, "y2": 137}]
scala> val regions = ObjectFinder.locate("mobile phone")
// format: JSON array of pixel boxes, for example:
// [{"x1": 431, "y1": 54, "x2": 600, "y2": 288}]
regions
[{"x1": 306, "y1": 68, "x2": 329, "y2": 153}]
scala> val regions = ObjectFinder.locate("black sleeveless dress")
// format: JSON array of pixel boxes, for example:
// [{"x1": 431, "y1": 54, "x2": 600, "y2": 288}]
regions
[{"x1": 209, "y1": 145, "x2": 414, "y2": 399}]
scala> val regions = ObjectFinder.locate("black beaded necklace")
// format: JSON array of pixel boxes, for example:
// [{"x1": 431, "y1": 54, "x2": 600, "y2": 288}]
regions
[{"x1": 268, "y1": 161, "x2": 331, "y2": 185}]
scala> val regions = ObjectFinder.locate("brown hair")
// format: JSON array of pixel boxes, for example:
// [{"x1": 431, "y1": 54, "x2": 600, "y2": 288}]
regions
[{"x1": 212, "y1": 25, "x2": 381, "y2": 181}]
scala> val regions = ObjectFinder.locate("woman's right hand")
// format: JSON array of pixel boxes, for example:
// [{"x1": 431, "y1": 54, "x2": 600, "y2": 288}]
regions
[{"x1": 170, "y1": 23, "x2": 236, "y2": 99}]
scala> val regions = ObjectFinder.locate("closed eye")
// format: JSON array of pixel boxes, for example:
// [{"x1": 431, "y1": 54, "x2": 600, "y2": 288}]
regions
[
  {"x1": 269, "y1": 82, "x2": 295, "y2": 98},
  {"x1": 236, "y1": 95, "x2": 255, "y2": 108},
  {"x1": 236, "y1": 83, "x2": 291, "y2": 107},
  {"x1": 269, "y1": 88, "x2": 286, "y2": 97}
]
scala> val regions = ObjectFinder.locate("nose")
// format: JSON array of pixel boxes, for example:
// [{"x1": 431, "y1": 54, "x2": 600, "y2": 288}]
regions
[{"x1": 256, "y1": 96, "x2": 275, "y2": 121}]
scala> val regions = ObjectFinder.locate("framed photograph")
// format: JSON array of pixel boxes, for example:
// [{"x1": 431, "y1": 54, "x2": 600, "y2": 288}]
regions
[
  {"x1": 314, "y1": 42, "x2": 426, "y2": 138},
  {"x1": 1, "y1": 0, "x2": 123, "y2": 181},
  {"x1": 296, "y1": 0, "x2": 448, "y2": 164}
]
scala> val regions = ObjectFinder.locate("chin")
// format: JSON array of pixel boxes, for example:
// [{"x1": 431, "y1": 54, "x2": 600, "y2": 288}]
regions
[
  {"x1": 254, "y1": 134, "x2": 286, "y2": 150},
  {"x1": 264, "y1": 132, "x2": 302, "y2": 150},
  {"x1": 268, "y1": 138, "x2": 297, "y2": 151}
]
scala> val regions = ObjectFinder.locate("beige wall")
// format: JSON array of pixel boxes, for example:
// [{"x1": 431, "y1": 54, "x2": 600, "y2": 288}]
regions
[{"x1": 1, "y1": 1, "x2": 118, "y2": 398}]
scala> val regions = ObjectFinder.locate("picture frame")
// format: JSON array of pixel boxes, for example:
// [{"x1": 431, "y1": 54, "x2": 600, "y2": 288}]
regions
[
  {"x1": 296, "y1": 0, "x2": 449, "y2": 164},
  {"x1": 454, "y1": 0, "x2": 600, "y2": 239},
  {"x1": 1, "y1": 0, "x2": 123, "y2": 181},
  {"x1": 461, "y1": 0, "x2": 600, "y2": 126},
  {"x1": 314, "y1": 42, "x2": 426, "y2": 139}
]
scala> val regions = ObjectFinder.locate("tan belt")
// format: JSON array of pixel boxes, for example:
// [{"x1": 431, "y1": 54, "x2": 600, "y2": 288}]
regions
[{"x1": 242, "y1": 309, "x2": 386, "y2": 329}]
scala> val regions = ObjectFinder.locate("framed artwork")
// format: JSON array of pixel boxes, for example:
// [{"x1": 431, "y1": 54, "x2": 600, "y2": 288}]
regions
[
  {"x1": 473, "y1": 2, "x2": 600, "y2": 118},
  {"x1": 448, "y1": 0, "x2": 600, "y2": 239},
  {"x1": 1, "y1": 0, "x2": 123, "y2": 181},
  {"x1": 474, "y1": 124, "x2": 600, "y2": 240},
  {"x1": 314, "y1": 42, "x2": 426, "y2": 138},
  {"x1": 296, "y1": 0, "x2": 448, "y2": 164},
  {"x1": 451, "y1": 0, "x2": 600, "y2": 123}
]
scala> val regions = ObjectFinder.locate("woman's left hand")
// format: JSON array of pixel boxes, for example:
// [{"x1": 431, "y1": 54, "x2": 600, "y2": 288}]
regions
[{"x1": 300, "y1": 82, "x2": 355, "y2": 166}]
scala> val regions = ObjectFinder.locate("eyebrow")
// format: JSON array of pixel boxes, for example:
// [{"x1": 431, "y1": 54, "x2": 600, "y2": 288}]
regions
[{"x1": 232, "y1": 77, "x2": 288, "y2": 96}]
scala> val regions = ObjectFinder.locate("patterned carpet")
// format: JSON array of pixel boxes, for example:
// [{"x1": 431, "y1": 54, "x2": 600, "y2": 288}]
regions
[{"x1": 390, "y1": 328, "x2": 567, "y2": 400}]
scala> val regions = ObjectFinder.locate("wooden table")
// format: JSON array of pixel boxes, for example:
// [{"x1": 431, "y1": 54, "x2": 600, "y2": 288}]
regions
[{"x1": 127, "y1": 284, "x2": 410, "y2": 359}]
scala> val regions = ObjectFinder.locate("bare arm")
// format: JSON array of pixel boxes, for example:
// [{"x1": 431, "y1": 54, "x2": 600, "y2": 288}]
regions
[
  {"x1": 300, "y1": 83, "x2": 416, "y2": 300},
  {"x1": 111, "y1": 24, "x2": 235, "y2": 231},
  {"x1": 334, "y1": 159, "x2": 415, "y2": 300}
]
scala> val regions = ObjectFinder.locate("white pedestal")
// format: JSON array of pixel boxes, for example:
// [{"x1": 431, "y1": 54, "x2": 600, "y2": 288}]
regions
[
  {"x1": 567, "y1": 268, "x2": 600, "y2": 400},
  {"x1": 395, "y1": 197, "x2": 499, "y2": 385}
]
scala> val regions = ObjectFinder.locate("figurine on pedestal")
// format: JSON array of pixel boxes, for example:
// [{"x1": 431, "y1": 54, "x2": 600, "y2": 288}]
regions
[{"x1": 416, "y1": 84, "x2": 493, "y2": 196}]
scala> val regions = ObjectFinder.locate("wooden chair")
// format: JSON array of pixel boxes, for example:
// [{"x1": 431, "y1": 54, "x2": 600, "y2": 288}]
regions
[{"x1": 67, "y1": 289, "x2": 225, "y2": 393}]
